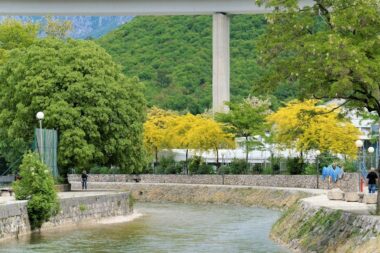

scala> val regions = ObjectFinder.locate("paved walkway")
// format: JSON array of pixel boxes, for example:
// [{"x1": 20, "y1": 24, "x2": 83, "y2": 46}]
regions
[
  {"x1": 0, "y1": 191, "x2": 118, "y2": 205},
  {"x1": 302, "y1": 194, "x2": 376, "y2": 215},
  {"x1": 1, "y1": 184, "x2": 378, "y2": 216}
]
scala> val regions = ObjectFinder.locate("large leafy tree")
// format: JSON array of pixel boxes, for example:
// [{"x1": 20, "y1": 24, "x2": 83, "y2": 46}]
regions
[
  {"x1": 256, "y1": 0, "x2": 380, "y2": 108},
  {"x1": 216, "y1": 97, "x2": 270, "y2": 163},
  {"x1": 267, "y1": 100, "x2": 360, "y2": 157},
  {"x1": 0, "y1": 38, "x2": 146, "y2": 174},
  {"x1": 256, "y1": 0, "x2": 380, "y2": 213}
]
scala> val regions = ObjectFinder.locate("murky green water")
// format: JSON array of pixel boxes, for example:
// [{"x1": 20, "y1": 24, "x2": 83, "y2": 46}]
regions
[{"x1": 0, "y1": 203, "x2": 289, "y2": 253}]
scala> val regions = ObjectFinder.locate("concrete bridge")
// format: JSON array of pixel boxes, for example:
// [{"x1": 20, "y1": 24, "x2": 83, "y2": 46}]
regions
[{"x1": 0, "y1": 0, "x2": 312, "y2": 113}]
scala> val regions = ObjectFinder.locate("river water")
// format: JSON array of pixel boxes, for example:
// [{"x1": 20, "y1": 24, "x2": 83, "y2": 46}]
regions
[{"x1": 0, "y1": 203, "x2": 289, "y2": 253}]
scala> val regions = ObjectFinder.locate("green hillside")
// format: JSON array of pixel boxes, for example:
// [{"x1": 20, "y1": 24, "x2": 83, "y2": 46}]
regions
[{"x1": 98, "y1": 15, "x2": 266, "y2": 113}]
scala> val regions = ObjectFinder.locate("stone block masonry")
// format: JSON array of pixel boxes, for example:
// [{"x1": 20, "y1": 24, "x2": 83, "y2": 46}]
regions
[
  {"x1": 68, "y1": 173, "x2": 360, "y2": 192},
  {"x1": 271, "y1": 199, "x2": 380, "y2": 252},
  {"x1": 0, "y1": 192, "x2": 131, "y2": 242}
]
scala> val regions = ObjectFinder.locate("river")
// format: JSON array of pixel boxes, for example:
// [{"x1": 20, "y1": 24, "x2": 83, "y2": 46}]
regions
[{"x1": 0, "y1": 203, "x2": 289, "y2": 253}]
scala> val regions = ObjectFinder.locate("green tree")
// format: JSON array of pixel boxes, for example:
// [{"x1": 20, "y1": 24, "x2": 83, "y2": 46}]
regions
[
  {"x1": 216, "y1": 97, "x2": 270, "y2": 163},
  {"x1": 0, "y1": 19, "x2": 39, "y2": 65},
  {"x1": 0, "y1": 19, "x2": 39, "y2": 50},
  {"x1": 256, "y1": 0, "x2": 380, "y2": 213},
  {"x1": 0, "y1": 38, "x2": 146, "y2": 174},
  {"x1": 13, "y1": 152, "x2": 59, "y2": 229},
  {"x1": 45, "y1": 16, "x2": 73, "y2": 39}
]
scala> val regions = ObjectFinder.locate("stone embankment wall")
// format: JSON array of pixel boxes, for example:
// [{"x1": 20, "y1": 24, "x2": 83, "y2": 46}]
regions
[
  {"x1": 0, "y1": 192, "x2": 131, "y2": 241},
  {"x1": 70, "y1": 181, "x2": 311, "y2": 210},
  {"x1": 68, "y1": 173, "x2": 359, "y2": 192},
  {"x1": 271, "y1": 200, "x2": 380, "y2": 253}
]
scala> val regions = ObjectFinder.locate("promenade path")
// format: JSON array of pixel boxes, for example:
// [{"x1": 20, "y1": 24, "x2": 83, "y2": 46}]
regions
[
  {"x1": 125, "y1": 182, "x2": 376, "y2": 215},
  {"x1": 0, "y1": 184, "x2": 377, "y2": 215},
  {"x1": 0, "y1": 191, "x2": 118, "y2": 205}
]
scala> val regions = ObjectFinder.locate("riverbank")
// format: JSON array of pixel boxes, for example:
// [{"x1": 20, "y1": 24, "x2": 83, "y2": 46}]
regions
[
  {"x1": 70, "y1": 181, "x2": 323, "y2": 209},
  {"x1": 69, "y1": 181, "x2": 380, "y2": 252},
  {"x1": 271, "y1": 197, "x2": 380, "y2": 253},
  {"x1": 0, "y1": 192, "x2": 132, "y2": 242}
]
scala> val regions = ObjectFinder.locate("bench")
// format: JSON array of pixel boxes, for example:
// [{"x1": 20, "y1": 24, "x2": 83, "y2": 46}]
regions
[{"x1": 0, "y1": 188, "x2": 13, "y2": 197}]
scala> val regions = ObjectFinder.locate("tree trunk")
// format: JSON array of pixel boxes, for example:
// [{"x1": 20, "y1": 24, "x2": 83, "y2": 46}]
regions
[
  {"x1": 154, "y1": 147, "x2": 158, "y2": 174},
  {"x1": 245, "y1": 136, "x2": 249, "y2": 164},
  {"x1": 185, "y1": 149, "x2": 189, "y2": 175},
  {"x1": 216, "y1": 148, "x2": 220, "y2": 172}
]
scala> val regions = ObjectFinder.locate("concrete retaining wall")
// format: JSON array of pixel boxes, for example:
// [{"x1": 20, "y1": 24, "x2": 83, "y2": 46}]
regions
[
  {"x1": 68, "y1": 173, "x2": 359, "y2": 192},
  {"x1": 0, "y1": 192, "x2": 131, "y2": 241},
  {"x1": 271, "y1": 200, "x2": 380, "y2": 253}
]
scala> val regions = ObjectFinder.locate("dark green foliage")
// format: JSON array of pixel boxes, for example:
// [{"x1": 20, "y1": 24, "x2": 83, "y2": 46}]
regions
[
  {"x1": 342, "y1": 160, "x2": 356, "y2": 173},
  {"x1": 287, "y1": 157, "x2": 305, "y2": 175},
  {"x1": 89, "y1": 166, "x2": 122, "y2": 174},
  {"x1": 188, "y1": 156, "x2": 213, "y2": 174},
  {"x1": 304, "y1": 164, "x2": 317, "y2": 175},
  {"x1": 224, "y1": 158, "x2": 249, "y2": 174},
  {"x1": 13, "y1": 152, "x2": 59, "y2": 230},
  {"x1": 0, "y1": 38, "x2": 146, "y2": 174},
  {"x1": 256, "y1": 0, "x2": 380, "y2": 116},
  {"x1": 318, "y1": 153, "x2": 338, "y2": 169},
  {"x1": 98, "y1": 15, "x2": 268, "y2": 113},
  {"x1": 272, "y1": 163, "x2": 280, "y2": 174},
  {"x1": 252, "y1": 163, "x2": 263, "y2": 174},
  {"x1": 156, "y1": 155, "x2": 182, "y2": 174}
]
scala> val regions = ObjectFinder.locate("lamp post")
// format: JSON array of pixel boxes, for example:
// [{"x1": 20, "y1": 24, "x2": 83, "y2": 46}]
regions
[
  {"x1": 368, "y1": 147, "x2": 375, "y2": 168},
  {"x1": 355, "y1": 140, "x2": 363, "y2": 192},
  {"x1": 316, "y1": 150, "x2": 321, "y2": 189},
  {"x1": 36, "y1": 111, "x2": 44, "y2": 162}
]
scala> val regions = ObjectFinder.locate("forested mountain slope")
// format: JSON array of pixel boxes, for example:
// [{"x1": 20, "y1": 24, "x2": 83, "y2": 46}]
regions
[{"x1": 98, "y1": 15, "x2": 266, "y2": 113}]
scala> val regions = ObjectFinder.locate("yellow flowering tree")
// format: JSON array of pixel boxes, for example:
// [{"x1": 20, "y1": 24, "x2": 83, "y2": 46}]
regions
[
  {"x1": 143, "y1": 107, "x2": 178, "y2": 163},
  {"x1": 267, "y1": 100, "x2": 361, "y2": 158},
  {"x1": 187, "y1": 115, "x2": 236, "y2": 169},
  {"x1": 166, "y1": 113, "x2": 198, "y2": 172}
]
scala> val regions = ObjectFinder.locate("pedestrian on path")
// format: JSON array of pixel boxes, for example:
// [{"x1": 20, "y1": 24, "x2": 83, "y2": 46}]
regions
[
  {"x1": 366, "y1": 168, "x2": 378, "y2": 194},
  {"x1": 81, "y1": 170, "x2": 88, "y2": 190}
]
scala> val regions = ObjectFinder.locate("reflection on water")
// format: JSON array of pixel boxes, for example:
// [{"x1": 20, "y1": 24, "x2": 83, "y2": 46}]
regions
[{"x1": 0, "y1": 203, "x2": 289, "y2": 253}]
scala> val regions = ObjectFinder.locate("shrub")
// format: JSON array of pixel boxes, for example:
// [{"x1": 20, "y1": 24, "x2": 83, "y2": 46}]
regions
[
  {"x1": 188, "y1": 156, "x2": 202, "y2": 174},
  {"x1": 304, "y1": 164, "x2": 317, "y2": 175},
  {"x1": 13, "y1": 152, "x2": 59, "y2": 230},
  {"x1": 342, "y1": 160, "x2": 356, "y2": 173},
  {"x1": 287, "y1": 157, "x2": 304, "y2": 175},
  {"x1": 318, "y1": 153, "x2": 338, "y2": 169},
  {"x1": 228, "y1": 159, "x2": 248, "y2": 174},
  {"x1": 89, "y1": 166, "x2": 109, "y2": 174},
  {"x1": 188, "y1": 156, "x2": 213, "y2": 174},
  {"x1": 198, "y1": 163, "x2": 214, "y2": 174},
  {"x1": 270, "y1": 157, "x2": 282, "y2": 174},
  {"x1": 156, "y1": 155, "x2": 181, "y2": 174},
  {"x1": 252, "y1": 163, "x2": 263, "y2": 174}
]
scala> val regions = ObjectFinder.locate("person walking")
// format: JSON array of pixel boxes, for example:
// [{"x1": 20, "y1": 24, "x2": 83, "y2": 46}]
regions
[
  {"x1": 366, "y1": 167, "x2": 378, "y2": 194},
  {"x1": 81, "y1": 170, "x2": 88, "y2": 190}
]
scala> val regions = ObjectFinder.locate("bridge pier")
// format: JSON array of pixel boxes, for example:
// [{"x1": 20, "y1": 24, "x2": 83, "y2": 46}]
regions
[{"x1": 212, "y1": 12, "x2": 230, "y2": 114}]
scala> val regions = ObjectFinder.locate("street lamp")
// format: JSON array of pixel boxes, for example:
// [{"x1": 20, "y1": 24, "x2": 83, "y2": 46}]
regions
[
  {"x1": 315, "y1": 150, "x2": 321, "y2": 189},
  {"x1": 355, "y1": 140, "x2": 364, "y2": 192},
  {"x1": 36, "y1": 111, "x2": 44, "y2": 162},
  {"x1": 368, "y1": 147, "x2": 375, "y2": 168}
]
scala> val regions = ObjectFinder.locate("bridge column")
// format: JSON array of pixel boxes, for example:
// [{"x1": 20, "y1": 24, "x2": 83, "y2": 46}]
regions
[{"x1": 212, "y1": 12, "x2": 230, "y2": 114}]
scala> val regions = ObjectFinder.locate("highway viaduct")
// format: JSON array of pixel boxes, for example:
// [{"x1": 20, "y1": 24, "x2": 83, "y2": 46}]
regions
[{"x1": 0, "y1": 0, "x2": 311, "y2": 113}]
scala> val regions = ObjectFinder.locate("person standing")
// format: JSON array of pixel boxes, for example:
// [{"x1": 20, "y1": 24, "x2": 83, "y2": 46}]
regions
[
  {"x1": 81, "y1": 170, "x2": 88, "y2": 190},
  {"x1": 366, "y1": 168, "x2": 378, "y2": 194}
]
